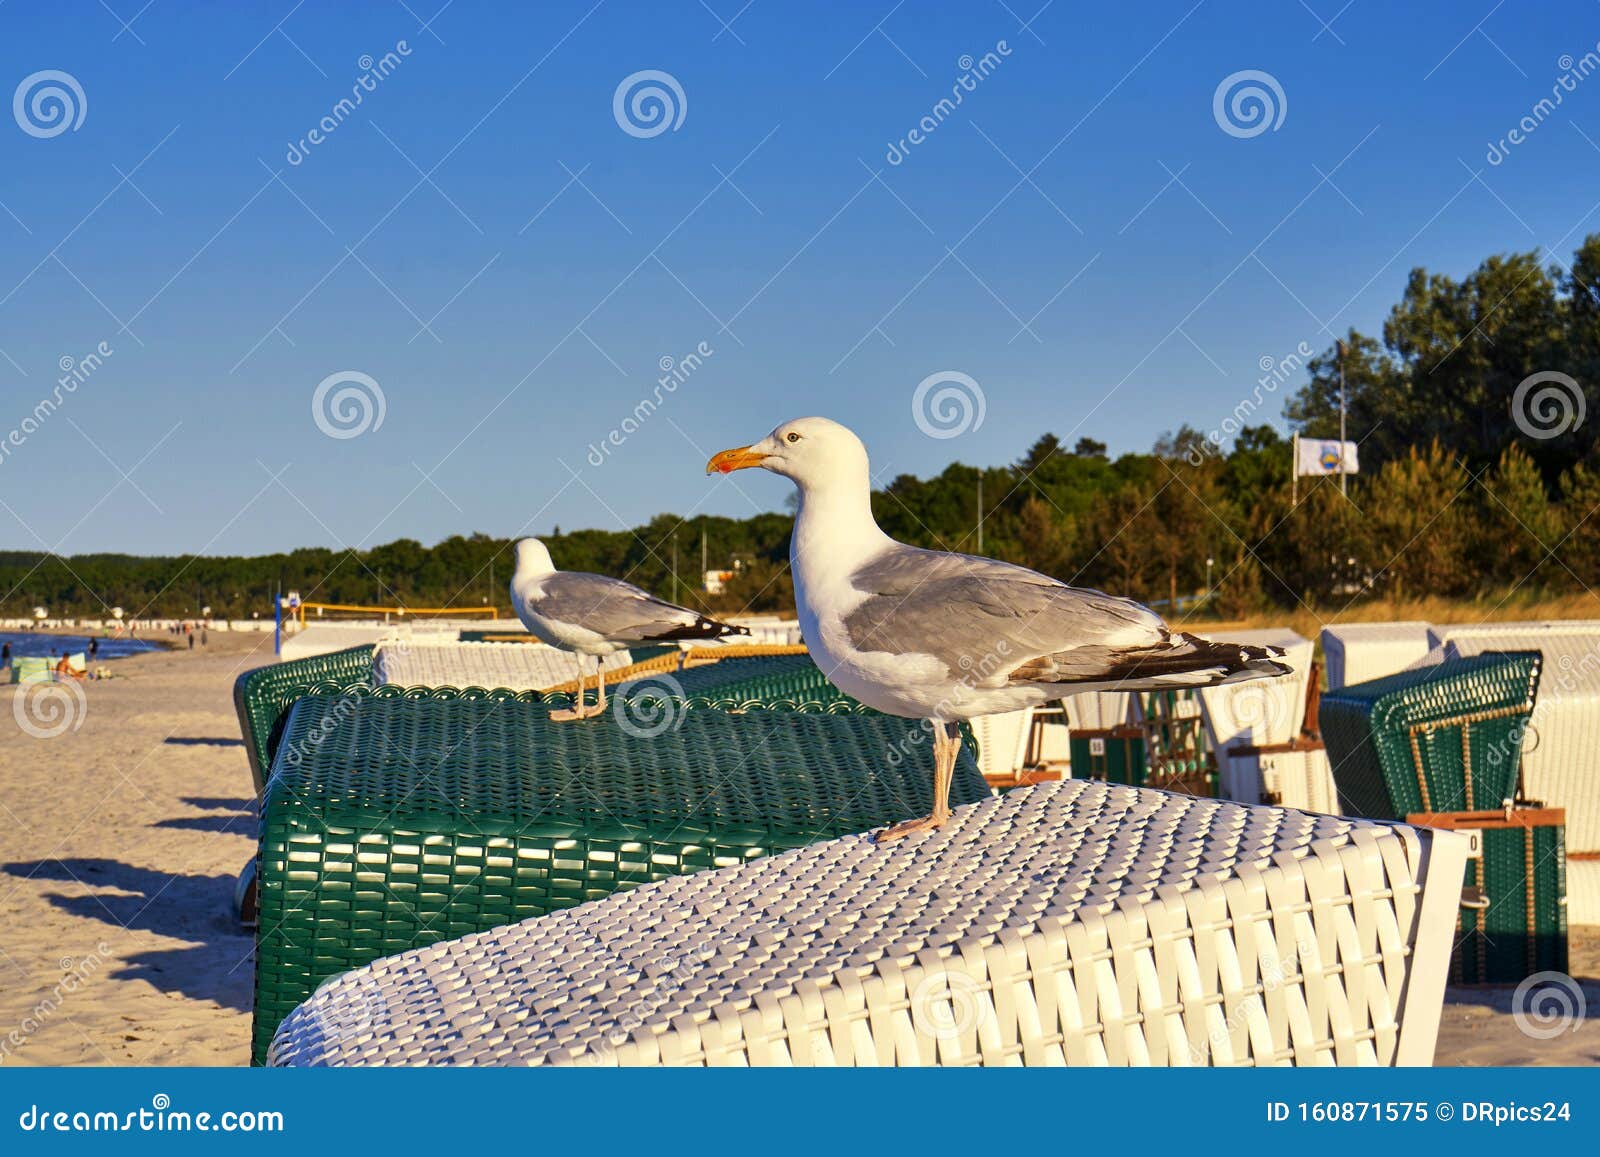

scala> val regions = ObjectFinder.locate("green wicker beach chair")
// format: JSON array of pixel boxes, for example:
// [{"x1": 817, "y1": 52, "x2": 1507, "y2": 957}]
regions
[
  {"x1": 1319, "y1": 652, "x2": 1541, "y2": 820},
  {"x1": 233, "y1": 646, "x2": 377, "y2": 794},
  {"x1": 250, "y1": 691, "x2": 990, "y2": 1063},
  {"x1": 1407, "y1": 808, "x2": 1567, "y2": 984}
]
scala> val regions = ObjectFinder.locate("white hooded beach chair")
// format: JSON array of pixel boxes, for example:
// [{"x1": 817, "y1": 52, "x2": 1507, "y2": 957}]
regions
[{"x1": 268, "y1": 778, "x2": 1469, "y2": 1067}]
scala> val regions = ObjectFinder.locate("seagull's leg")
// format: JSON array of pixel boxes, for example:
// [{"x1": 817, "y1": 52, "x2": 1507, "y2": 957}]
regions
[
  {"x1": 595, "y1": 657, "x2": 609, "y2": 717},
  {"x1": 549, "y1": 652, "x2": 588, "y2": 722},
  {"x1": 875, "y1": 720, "x2": 958, "y2": 843}
]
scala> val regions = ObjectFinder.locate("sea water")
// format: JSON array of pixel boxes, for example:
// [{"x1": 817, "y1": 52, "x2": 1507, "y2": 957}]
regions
[{"x1": 0, "y1": 632, "x2": 161, "y2": 660}]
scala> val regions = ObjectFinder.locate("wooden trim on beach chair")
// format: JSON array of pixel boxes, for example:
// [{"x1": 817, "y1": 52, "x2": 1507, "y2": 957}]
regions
[{"x1": 543, "y1": 644, "x2": 810, "y2": 695}]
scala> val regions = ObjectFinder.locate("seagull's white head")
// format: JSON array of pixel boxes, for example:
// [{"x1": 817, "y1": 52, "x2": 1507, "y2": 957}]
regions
[
  {"x1": 512, "y1": 537, "x2": 555, "y2": 579},
  {"x1": 705, "y1": 416, "x2": 870, "y2": 492}
]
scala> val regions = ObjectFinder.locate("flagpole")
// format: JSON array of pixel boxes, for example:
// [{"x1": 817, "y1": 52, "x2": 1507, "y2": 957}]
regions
[
  {"x1": 1291, "y1": 432, "x2": 1298, "y2": 506},
  {"x1": 1337, "y1": 339, "x2": 1347, "y2": 497}
]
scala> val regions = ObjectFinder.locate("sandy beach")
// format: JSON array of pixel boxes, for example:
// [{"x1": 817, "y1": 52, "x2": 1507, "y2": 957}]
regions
[
  {"x1": 0, "y1": 633, "x2": 1594, "y2": 1067},
  {"x1": 0, "y1": 631, "x2": 269, "y2": 1066}
]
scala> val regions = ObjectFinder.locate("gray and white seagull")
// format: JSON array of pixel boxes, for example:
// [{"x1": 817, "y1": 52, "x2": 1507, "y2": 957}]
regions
[
  {"x1": 510, "y1": 538, "x2": 749, "y2": 721},
  {"x1": 707, "y1": 417, "x2": 1291, "y2": 841}
]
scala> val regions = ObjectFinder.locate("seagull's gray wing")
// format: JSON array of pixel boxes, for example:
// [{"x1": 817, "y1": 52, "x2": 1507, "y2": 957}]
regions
[
  {"x1": 537, "y1": 572, "x2": 746, "y2": 643},
  {"x1": 842, "y1": 546, "x2": 1167, "y2": 681}
]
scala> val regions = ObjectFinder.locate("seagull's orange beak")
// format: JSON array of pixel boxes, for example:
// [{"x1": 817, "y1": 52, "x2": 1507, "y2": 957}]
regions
[{"x1": 706, "y1": 445, "x2": 765, "y2": 475}]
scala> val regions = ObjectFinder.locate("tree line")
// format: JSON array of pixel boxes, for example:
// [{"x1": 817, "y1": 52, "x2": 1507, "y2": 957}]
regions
[{"x1": 8, "y1": 235, "x2": 1600, "y2": 621}]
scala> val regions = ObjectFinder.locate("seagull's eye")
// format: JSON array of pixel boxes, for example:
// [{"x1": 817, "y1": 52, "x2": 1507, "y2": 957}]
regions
[{"x1": 786, "y1": 432, "x2": 801, "y2": 443}]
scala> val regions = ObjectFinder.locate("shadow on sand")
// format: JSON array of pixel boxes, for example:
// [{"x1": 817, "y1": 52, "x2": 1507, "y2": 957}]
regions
[{"x1": 3, "y1": 857, "x2": 255, "y2": 1012}]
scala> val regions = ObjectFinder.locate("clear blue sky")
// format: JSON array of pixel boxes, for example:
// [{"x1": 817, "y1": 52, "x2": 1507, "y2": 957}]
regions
[{"x1": 2, "y1": 0, "x2": 1597, "y2": 555}]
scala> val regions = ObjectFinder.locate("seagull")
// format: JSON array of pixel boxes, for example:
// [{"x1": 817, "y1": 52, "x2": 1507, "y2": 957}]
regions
[
  {"x1": 707, "y1": 417, "x2": 1291, "y2": 841},
  {"x1": 510, "y1": 538, "x2": 750, "y2": 721}
]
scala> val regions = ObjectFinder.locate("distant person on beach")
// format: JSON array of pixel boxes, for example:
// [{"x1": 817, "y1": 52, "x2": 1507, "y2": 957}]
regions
[
  {"x1": 187, "y1": 631, "x2": 195, "y2": 650},
  {"x1": 88, "y1": 638, "x2": 99, "y2": 661},
  {"x1": 54, "y1": 654, "x2": 84, "y2": 681},
  {"x1": 1, "y1": 642, "x2": 9, "y2": 666},
  {"x1": 200, "y1": 627, "x2": 207, "y2": 646}
]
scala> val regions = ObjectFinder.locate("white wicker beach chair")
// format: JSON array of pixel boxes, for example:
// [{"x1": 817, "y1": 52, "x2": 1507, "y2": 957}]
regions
[
  {"x1": 372, "y1": 639, "x2": 634, "y2": 691},
  {"x1": 1569, "y1": 859, "x2": 1600, "y2": 928},
  {"x1": 1237, "y1": 746, "x2": 1342, "y2": 815},
  {"x1": 967, "y1": 706, "x2": 1069, "y2": 781},
  {"x1": 1322, "y1": 622, "x2": 1433, "y2": 690},
  {"x1": 1198, "y1": 629, "x2": 1314, "y2": 806},
  {"x1": 268, "y1": 778, "x2": 1469, "y2": 1067},
  {"x1": 1061, "y1": 690, "x2": 1135, "y2": 732}
]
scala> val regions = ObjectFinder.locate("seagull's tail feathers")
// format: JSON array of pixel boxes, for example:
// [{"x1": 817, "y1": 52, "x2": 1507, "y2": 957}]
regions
[
  {"x1": 637, "y1": 616, "x2": 751, "y2": 643},
  {"x1": 1010, "y1": 633, "x2": 1290, "y2": 690},
  {"x1": 1102, "y1": 633, "x2": 1291, "y2": 688}
]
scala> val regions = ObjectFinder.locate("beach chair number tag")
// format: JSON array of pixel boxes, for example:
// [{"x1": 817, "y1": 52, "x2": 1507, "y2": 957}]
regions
[
  {"x1": 1462, "y1": 829, "x2": 1482, "y2": 859},
  {"x1": 1089, "y1": 738, "x2": 1105, "y2": 756}
]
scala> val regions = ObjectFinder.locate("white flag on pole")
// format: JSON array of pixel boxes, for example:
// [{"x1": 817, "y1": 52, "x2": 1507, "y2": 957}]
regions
[{"x1": 1294, "y1": 437, "x2": 1359, "y2": 477}]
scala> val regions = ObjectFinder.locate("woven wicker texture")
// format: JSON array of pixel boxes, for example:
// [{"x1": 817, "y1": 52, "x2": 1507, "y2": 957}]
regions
[
  {"x1": 1411, "y1": 810, "x2": 1569, "y2": 982},
  {"x1": 233, "y1": 645, "x2": 376, "y2": 793},
  {"x1": 1460, "y1": 821, "x2": 1567, "y2": 983},
  {"x1": 268, "y1": 776, "x2": 1467, "y2": 1068},
  {"x1": 251, "y1": 693, "x2": 989, "y2": 1063},
  {"x1": 373, "y1": 640, "x2": 635, "y2": 692},
  {"x1": 1321, "y1": 622, "x2": 1434, "y2": 690},
  {"x1": 1319, "y1": 652, "x2": 1540, "y2": 820},
  {"x1": 1412, "y1": 631, "x2": 1600, "y2": 855}
]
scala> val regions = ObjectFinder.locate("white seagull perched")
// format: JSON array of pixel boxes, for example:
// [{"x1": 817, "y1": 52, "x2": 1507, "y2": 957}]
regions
[
  {"x1": 707, "y1": 417, "x2": 1291, "y2": 842},
  {"x1": 510, "y1": 538, "x2": 749, "y2": 721}
]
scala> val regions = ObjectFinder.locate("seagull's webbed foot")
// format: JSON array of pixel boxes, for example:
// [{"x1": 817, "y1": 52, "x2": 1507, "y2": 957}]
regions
[
  {"x1": 548, "y1": 702, "x2": 606, "y2": 722},
  {"x1": 873, "y1": 811, "x2": 949, "y2": 844}
]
